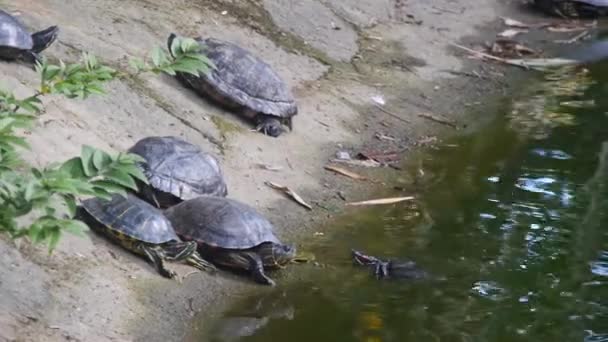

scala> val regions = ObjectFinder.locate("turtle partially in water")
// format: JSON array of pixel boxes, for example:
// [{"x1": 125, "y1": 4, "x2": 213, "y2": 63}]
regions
[
  {"x1": 352, "y1": 250, "x2": 428, "y2": 280},
  {"x1": 167, "y1": 34, "x2": 298, "y2": 137},
  {"x1": 165, "y1": 196, "x2": 296, "y2": 286},
  {"x1": 78, "y1": 193, "x2": 216, "y2": 278},
  {"x1": 534, "y1": 0, "x2": 608, "y2": 17},
  {"x1": 0, "y1": 10, "x2": 58, "y2": 63},
  {"x1": 128, "y1": 136, "x2": 227, "y2": 208}
]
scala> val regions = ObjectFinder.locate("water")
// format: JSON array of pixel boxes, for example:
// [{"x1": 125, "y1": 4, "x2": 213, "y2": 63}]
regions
[{"x1": 193, "y1": 62, "x2": 608, "y2": 341}]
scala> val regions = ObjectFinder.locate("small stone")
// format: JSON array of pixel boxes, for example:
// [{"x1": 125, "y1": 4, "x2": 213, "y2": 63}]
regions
[{"x1": 335, "y1": 151, "x2": 351, "y2": 160}]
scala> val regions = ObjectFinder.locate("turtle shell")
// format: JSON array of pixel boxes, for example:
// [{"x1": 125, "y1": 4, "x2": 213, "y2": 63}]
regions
[
  {"x1": 128, "y1": 136, "x2": 227, "y2": 199},
  {"x1": 165, "y1": 196, "x2": 281, "y2": 250},
  {"x1": 182, "y1": 38, "x2": 297, "y2": 118},
  {"x1": 82, "y1": 193, "x2": 178, "y2": 244},
  {"x1": 0, "y1": 10, "x2": 33, "y2": 51}
]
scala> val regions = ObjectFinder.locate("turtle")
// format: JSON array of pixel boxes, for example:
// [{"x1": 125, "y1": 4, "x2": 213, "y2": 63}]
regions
[
  {"x1": 534, "y1": 0, "x2": 608, "y2": 17},
  {"x1": 78, "y1": 193, "x2": 216, "y2": 278},
  {"x1": 0, "y1": 10, "x2": 59, "y2": 63},
  {"x1": 352, "y1": 250, "x2": 429, "y2": 280},
  {"x1": 164, "y1": 196, "x2": 297, "y2": 286},
  {"x1": 128, "y1": 136, "x2": 227, "y2": 208},
  {"x1": 167, "y1": 34, "x2": 298, "y2": 138}
]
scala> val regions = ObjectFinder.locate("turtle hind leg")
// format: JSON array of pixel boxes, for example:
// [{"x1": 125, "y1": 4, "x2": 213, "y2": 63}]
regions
[
  {"x1": 163, "y1": 241, "x2": 217, "y2": 273},
  {"x1": 187, "y1": 251, "x2": 217, "y2": 273},
  {"x1": 31, "y1": 26, "x2": 59, "y2": 53},
  {"x1": 141, "y1": 244, "x2": 176, "y2": 279}
]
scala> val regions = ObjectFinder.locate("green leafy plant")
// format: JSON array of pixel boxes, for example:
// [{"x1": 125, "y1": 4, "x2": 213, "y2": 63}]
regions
[
  {"x1": 129, "y1": 36, "x2": 215, "y2": 76},
  {"x1": 0, "y1": 44, "x2": 213, "y2": 252}
]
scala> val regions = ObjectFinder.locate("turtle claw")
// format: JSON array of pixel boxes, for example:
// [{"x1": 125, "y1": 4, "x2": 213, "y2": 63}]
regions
[{"x1": 255, "y1": 116, "x2": 284, "y2": 137}]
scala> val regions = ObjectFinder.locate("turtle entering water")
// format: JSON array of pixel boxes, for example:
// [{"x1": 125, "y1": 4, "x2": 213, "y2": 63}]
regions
[
  {"x1": 167, "y1": 34, "x2": 298, "y2": 138},
  {"x1": 0, "y1": 10, "x2": 58, "y2": 63},
  {"x1": 352, "y1": 250, "x2": 429, "y2": 280},
  {"x1": 165, "y1": 196, "x2": 296, "y2": 286}
]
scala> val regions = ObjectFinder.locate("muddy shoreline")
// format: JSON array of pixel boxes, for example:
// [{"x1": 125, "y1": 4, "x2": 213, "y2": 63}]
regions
[{"x1": 0, "y1": 1, "x2": 579, "y2": 341}]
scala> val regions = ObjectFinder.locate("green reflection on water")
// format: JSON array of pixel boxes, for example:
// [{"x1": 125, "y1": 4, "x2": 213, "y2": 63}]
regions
[{"x1": 194, "y1": 62, "x2": 608, "y2": 342}]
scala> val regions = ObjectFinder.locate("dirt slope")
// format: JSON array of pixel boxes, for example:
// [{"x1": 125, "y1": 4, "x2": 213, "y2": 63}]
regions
[{"x1": 0, "y1": 0, "x2": 548, "y2": 341}]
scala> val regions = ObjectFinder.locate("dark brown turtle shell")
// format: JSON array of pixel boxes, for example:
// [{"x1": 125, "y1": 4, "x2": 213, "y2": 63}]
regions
[
  {"x1": 176, "y1": 38, "x2": 297, "y2": 119},
  {"x1": 164, "y1": 196, "x2": 281, "y2": 250},
  {"x1": 0, "y1": 10, "x2": 34, "y2": 51},
  {"x1": 82, "y1": 193, "x2": 178, "y2": 244},
  {"x1": 128, "y1": 136, "x2": 227, "y2": 200}
]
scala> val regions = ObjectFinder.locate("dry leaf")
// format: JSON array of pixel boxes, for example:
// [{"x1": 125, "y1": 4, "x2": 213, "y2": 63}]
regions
[
  {"x1": 498, "y1": 29, "x2": 528, "y2": 38},
  {"x1": 256, "y1": 163, "x2": 283, "y2": 171},
  {"x1": 418, "y1": 113, "x2": 458, "y2": 128},
  {"x1": 347, "y1": 196, "x2": 415, "y2": 206},
  {"x1": 501, "y1": 17, "x2": 530, "y2": 29},
  {"x1": 330, "y1": 159, "x2": 382, "y2": 168},
  {"x1": 324, "y1": 165, "x2": 368, "y2": 180},
  {"x1": 265, "y1": 181, "x2": 312, "y2": 210},
  {"x1": 490, "y1": 40, "x2": 537, "y2": 58}
]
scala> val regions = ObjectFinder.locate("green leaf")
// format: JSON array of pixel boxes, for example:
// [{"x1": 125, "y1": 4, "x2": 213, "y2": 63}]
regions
[
  {"x1": 47, "y1": 228, "x2": 61, "y2": 253},
  {"x1": 119, "y1": 164, "x2": 148, "y2": 183},
  {"x1": 181, "y1": 38, "x2": 200, "y2": 54},
  {"x1": 80, "y1": 145, "x2": 96, "y2": 176},
  {"x1": 151, "y1": 47, "x2": 165, "y2": 67},
  {"x1": 92, "y1": 149, "x2": 112, "y2": 172},
  {"x1": 43, "y1": 65, "x2": 61, "y2": 82},
  {"x1": 62, "y1": 219, "x2": 89, "y2": 237},
  {"x1": 118, "y1": 152, "x2": 146, "y2": 164},
  {"x1": 24, "y1": 180, "x2": 39, "y2": 201},
  {"x1": 92, "y1": 180, "x2": 128, "y2": 196},
  {"x1": 2, "y1": 135, "x2": 30, "y2": 149},
  {"x1": 106, "y1": 169, "x2": 137, "y2": 191},
  {"x1": 62, "y1": 194, "x2": 77, "y2": 218},
  {"x1": 58, "y1": 157, "x2": 86, "y2": 178},
  {"x1": 91, "y1": 187, "x2": 113, "y2": 201}
]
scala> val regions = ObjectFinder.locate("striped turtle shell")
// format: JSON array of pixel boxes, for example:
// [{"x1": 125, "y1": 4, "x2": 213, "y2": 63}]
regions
[
  {"x1": 128, "y1": 136, "x2": 227, "y2": 200},
  {"x1": 0, "y1": 10, "x2": 34, "y2": 50},
  {"x1": 82, "y1": 193, "x2": 178, "y2": 244},
  {"x1": 165, "y1": 196, "x2": 280, "y2": 250},
  {"x1": 180, "y1": 38, "x2": 297, "y2": 118}
]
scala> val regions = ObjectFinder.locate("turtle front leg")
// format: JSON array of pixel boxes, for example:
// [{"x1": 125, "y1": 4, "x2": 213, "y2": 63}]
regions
[
  {"x1": 247, "y1": 253, "x2": 276, "y2": 286},
  {"x1": 224, "y1": 251, "x2": 276, "y2": 286},
  {"x1": 20, "y1": 51, "x2": 42, "y2": 65},
  {"x1": 141, "y1": 244, "x2": 176, "y2": 279},
  {"x1": 373, "y1": 261, "x2": 390, "y2": 279},
  {"x1": 163, "y1": 241, "x2": 197, "y2": 260},
  {"x1": 255, "y1": 115, "x2": 284, "y2": 138}
]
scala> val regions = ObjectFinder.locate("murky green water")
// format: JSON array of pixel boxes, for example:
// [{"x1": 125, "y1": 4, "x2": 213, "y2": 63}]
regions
[{"x1": 194, "y1": 62, "x2": 608, "y2": 341}]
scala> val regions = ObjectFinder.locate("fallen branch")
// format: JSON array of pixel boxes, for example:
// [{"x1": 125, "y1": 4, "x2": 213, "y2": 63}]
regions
[
  {"x1": 347, "y1": 196, "x2": 415, "y2": 206},
  {"x1": 373, "y1": 104, "x2": 411, "y2": 123},
  {"x1": 555, "y1": 30, "x2": 589, "y2": 44},
  {"x1": 418, "y1": 113, "x2": 458, "y2": 128},
  {"x1": 265, "y1": 181, "x2": 313, "y2": 210},
  {"x1": 450, "y1": 42, "x2": 578, "y2": 70},
  {"x1": 324, "y1": 165, "x2": 368, "y2": 181}
]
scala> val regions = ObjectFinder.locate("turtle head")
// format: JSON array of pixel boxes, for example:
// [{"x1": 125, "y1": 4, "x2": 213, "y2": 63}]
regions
[
  {"x1": 256, "y1": 116, "x2": 284, "y2": 138},
  {"x1": 260, "y1": 242, "x2": 297, "y2": 266},
  {"x1": 351, "y1": 249, "x2": 383, "y2": 266}
]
